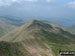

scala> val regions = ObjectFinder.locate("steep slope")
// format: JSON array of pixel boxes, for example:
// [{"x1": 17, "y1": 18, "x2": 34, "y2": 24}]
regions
[
  {"x1": 0, "y1": 20, "x2": 75, "y2": 56},
  {"x1": 0, "y1": 17, "x2": 24, "y2": 37}
]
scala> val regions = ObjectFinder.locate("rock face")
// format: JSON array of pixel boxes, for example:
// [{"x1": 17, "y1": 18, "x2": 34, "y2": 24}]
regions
[{"x1": 0, "y1": 20, "x2": 75, "y2": 56}]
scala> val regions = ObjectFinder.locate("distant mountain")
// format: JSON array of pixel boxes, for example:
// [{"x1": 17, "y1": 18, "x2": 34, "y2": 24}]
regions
[
  {"x1": 0, "y1": 20, "x2": 75, "y2": 56},
  {"x1": 28, "y1": 17, "x2": 75, "y2": 27},
  {"x1": 64, "y1": 25, "x2": 75, "y2": 34},
  {"x1": 0, "y1": 17, "x2": 24, "y2": 37},
  {"x1": 47, "y1": 17, "x2": 75, "y2": 27}
]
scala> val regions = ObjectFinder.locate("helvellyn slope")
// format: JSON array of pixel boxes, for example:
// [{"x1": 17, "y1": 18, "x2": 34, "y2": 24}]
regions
[{"x1": 0, "y1": 20, "x2": 75, "y2": 56}]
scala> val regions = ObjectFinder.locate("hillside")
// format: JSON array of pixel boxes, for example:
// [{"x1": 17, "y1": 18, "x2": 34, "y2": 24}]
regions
[
  {"x1": 64, "y1": 25, "x2": 75, "y2": 34},
  {"x1": 0, "y1": 20, "x2": 75, "y2": 56},
  {"x1": 0, "y1": 17, "x2": 24, "y2": 37}
]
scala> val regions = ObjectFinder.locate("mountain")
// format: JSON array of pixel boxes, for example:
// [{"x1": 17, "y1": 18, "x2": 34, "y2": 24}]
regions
[
  {"x1": 0, "y1": 20, "x2": 75, "y2": 56},
  {"x1": 0, "y1": 17, "x2": 24, "y2": 37},
  {"x1": 64, "y1": 25, "x2": 75, "y2": 34},
  {"x1": 49, "y1": 17, "x2": 75, "y2": 27}
]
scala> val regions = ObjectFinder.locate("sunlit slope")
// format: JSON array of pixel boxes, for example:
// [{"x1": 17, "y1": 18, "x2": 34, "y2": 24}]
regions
[
  {"x1": 0, "y1": 17, "x2": 24, "y2": 37},
  {"x1": 0, "y1": 20, "x2": 75, "y2": 56}
]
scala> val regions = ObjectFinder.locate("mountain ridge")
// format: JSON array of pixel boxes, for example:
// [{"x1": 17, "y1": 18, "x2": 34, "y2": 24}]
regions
[{"x1": 0, "y1": 20, "x2": 75, "y2": 56}]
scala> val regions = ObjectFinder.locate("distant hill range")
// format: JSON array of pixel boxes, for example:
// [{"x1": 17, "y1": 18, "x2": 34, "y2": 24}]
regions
[
  {"x1": 0, "y1": 20, "x2": 75, "y2": 56},
  {"x1": 0, "y1": 17, "x2": 24, "y2": 37}
]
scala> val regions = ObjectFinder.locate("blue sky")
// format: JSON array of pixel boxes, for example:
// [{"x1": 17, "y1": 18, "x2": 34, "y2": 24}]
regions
[{"x1": 0, "y1": 0, "x2": 75, "y2": 20}]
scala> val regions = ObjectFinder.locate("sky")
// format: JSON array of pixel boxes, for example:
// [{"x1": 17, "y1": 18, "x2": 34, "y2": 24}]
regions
[{"x1": 0, "y1": 0, "x2": 75, "y2": 21}]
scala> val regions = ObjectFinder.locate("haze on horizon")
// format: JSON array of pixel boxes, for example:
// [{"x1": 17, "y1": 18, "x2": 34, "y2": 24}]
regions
[{"x1": 0, "y1": 0, "x2": 75, "y2": 26}]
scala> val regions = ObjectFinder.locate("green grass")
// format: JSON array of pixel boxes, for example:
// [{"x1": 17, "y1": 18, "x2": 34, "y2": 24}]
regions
[
  {"x1": 33, "y1": 29, "x2": 74, "y2": 45},
  {"x1": 51, "y1": 44, "x2": 75, "y2": 56},
  {"x1": 0, "y1": 28, "x2": 6, "y2": 37}
]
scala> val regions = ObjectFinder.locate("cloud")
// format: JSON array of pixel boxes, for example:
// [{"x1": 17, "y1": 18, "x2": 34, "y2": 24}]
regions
[
  {"x1": 24, "y1": 0, "x2": 38, "y2": 2},
  {"x1": 0, "y1": 0, "x2": 19, "y2": 6},
  {"x1": 67, "y1": 1, "x2": 75, "y2": 8},
  {"x1": 46, "y1": 0, "x2": 55, "y2": 3},
  {"x1": 0, "y1": 0, "x2": 55, "y2": 6},
  {"x1": 24, "y1": 0, "x2": 55, "y2": 3}
]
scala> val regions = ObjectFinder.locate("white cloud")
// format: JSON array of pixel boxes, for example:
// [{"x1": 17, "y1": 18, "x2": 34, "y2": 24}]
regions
[
  {"x1": 0, "y1": 0, "x2": 19, "y2": 6},
  {"x1": 0, "y1": 0, "x2": 55, "y2": 6},
  {"x1": 46, "y1": 0, "x2": 55, "y2": 3},
  {"x1": 0, "y1": 0, "x2": 35, "y2": 6},
  {"x1": 24, "y1": 0, "x2": 38, "y2": 2},
  {"x1": 46, "y1": 0, "x2": 52, "y2": 2},
  {"x1": 67, "y1": 1, "x2": 75, "y2": 8},
  {"x1": 24, "y1": 0, "x2": 55, "y2": 2}
]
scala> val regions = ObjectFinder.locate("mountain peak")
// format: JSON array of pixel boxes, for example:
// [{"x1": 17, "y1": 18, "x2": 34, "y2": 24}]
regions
[
  {"x1": 26, "y1": 19, "x2": 54, "y2": 30},
  {"x1": 32, "y1": 19, "x2": 39, "y2": 22},
  {"x1": 31, "y1": 19, "x2": 42, "y2": 24}
]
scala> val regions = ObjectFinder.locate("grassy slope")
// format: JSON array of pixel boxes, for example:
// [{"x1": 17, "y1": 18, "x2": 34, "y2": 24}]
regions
[
  {"x1": 0, "y1": 41, "x2": 32, "y2": 56},
  {"x1": 31, "y1": 29, "x2": 75, "y2": 56},
  {"x1": 64, "y1": 25, "x2": 75, "y2": 34},
  {"x1": 0, "y1": 20, "x2": 75, "y2": 56},
  {"x1": 0, "y1": 28, "x2": 5, "y2": 37}
]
